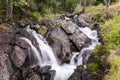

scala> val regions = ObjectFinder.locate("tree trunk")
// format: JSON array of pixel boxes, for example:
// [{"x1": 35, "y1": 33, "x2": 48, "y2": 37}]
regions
[
  {"x1": 81, "y1": 0, "x2": 87, "y2": 13},
  {"x1": 104, "y1": 0, "x2": 111, "y2": 18},
  {"x1": 5, "y1": 0, "x2": 13, "y2": 21}
]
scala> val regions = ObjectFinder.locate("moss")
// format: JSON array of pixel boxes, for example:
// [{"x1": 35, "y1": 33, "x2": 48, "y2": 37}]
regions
[
  {"x1": 88, "y1": 62, "x2": 99, "y2": 72},
  {"x1": 104, "y1": 54, "x2": 120, "y2": 80},
  {"x1": 19, "y1": 19, "x2": 27, "y2": 26},
  {"x1": 38, "y1": 28, "x2": 47, "y2": 36}
]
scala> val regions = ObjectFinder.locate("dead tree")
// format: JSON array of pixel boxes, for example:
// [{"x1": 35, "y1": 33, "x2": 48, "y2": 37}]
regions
[
  {"x1": 80, "y1": 0, "x2": 87, "y2": 13},
  {"x1": 104, "y1": 0, "x2": 111, "y2": 18},
  {"x1": 5, "y1": 0, "x2": 13, "y2": 21}
]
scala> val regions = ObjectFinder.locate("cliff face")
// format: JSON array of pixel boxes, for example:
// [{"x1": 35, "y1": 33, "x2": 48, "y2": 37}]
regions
[{"x1": 0, "y1": 26, "x2": 21, "y2": 80}]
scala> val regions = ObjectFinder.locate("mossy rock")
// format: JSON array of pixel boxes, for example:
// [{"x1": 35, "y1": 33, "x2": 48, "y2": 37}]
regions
[
  {"x1": 38, "y1": 28, "x2": 47, "y2": 36},
  {"x1": 19, "y1": 19, "x2": 27, "y2": 26}
]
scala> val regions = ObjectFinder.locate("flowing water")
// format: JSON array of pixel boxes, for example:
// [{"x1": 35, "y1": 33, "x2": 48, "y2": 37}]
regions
[{"x1": 21, "y1": 26, "x2": 100, "y2": 80}]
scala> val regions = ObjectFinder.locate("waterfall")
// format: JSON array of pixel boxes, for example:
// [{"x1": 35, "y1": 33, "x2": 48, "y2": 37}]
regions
[{"x1": 21, "y1": 26, "x2": 100, "y2": 80}]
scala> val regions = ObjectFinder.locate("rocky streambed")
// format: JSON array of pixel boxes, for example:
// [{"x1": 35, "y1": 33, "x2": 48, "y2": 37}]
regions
[{"x1": 0, "y1": 13, "x2": 104, "y2": 80}]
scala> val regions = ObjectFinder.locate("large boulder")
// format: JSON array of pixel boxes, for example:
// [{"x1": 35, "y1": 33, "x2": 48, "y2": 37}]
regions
[
  {"x1": 77, "y1": 14, "x2": 93, "y2": 27},
  {"x1": 61, "y1": 20, "x2": 77, "y2": 34},
  {"x1": 0, "y1": 48, "x2": 10, "y2": 80},
  {"x1": 10, "y1": 46, "x2": 27, "y2": 68},
  {"x1": 69, "y1": 30, "x2": 91, "y2": 51},
  {"x1": 48, "y1": 27, "x2": 71, "y2": 63},
  {"x1": 0, "y1": 26, "x2": 22, "y2": 80}
]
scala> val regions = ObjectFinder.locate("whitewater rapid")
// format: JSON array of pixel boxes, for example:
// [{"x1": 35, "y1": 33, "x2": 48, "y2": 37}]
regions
[{"x1": 21, "y1": 26, "x2": 100, "y2": 80}]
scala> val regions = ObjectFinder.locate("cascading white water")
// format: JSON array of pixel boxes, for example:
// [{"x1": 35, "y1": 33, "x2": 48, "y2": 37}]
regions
[
  {"x1": 70, "y1": 27, "x2": 100, "y2": 65},
  {"x1": 21, "y1": 26, "x2": 100, "y2": 80}
]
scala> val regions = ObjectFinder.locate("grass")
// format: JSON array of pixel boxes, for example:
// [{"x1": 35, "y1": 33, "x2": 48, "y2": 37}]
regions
[
  {"x1": 108, "y1": 1, "x2": 120, "y2": 17},
  {"x1": 84, "y1": 2, "x2": 120, "y2": 80},
  {"x1": 104, "y1": 54, "x2": 120, "y2": 80}
]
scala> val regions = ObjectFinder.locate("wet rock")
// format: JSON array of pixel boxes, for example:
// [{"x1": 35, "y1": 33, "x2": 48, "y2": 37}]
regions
[
  {"x1": 69, "y1": 30, "x2": 91, "y2": 51},
  {"x1": 48, "y1": 70, "x2": 56, "y2": 80},
  {"x1": 82, "y1": 50, "x2": 91, "y2": 65},
  {"x1": 42, "y1": 70, "x2": 56, "y2": 80},
  {"x1": 61, "y1": 20, "x2": 77, "y2": 34},
  {"x1": 10, "y1": 70, "x2": 22, "y2": 80},
  {"x1": 77, "y1": 19, "x2": 89, "y2": 27},
  {"x1": 11, "y1": 46, "x2": 27, "y2": 68},
  {"x1": 69, "y1": 65, "x2": 94, "y2": 80},
  {"x1": 31, "y1": 24, "x2": 41, "y2": 30},
  {"x1": 41, "y1": 66, "x2": 51, "y2": 74},
  {"x1": 26, "y1": 74, "x2": 41, "y2": 80},
  {"x1": 92, "y1": 23, "x2": 100, "y2": 31},
  {"x1": 49, "y1": 27, "x2": 71, "y2": 63},
  {"x1": 18, "y1": 28, "x2": 38, "y2": 46},
  {"x1": 15, "y1": 38, "x2": 29, "y2": 49}
]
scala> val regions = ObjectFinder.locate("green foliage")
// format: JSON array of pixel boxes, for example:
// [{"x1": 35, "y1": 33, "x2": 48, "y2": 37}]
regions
[
  {"x1": 29, "y1": 11, "x2": 40, "y2": 23},
  {"x1": 101, "y1": 14, "x2": 120, "y2": 52},
  {"x1": 88, "y1": 62, "x2": 99, "y2": 72},
  {"x1": 38, "y1": 28, "x2": 47, "y2": 35},
  {"x1": 86, "y1": 4, "x2": 105, "y2": 22},
  {"x1": 0, "y1": 0, "x2": 7, "y2": 19},
  {"x1": 62, "y1": 0, "x2": 77, "y2": 12},
  {"x1": 93, "y1": 13, "x2": 105, "y2": 22},
  {"x1": 13, "y1": 0, "x2": 30, "y2": 7},
  {"x1": 34, "y1": 0, "x2": 77, "y2": 13},
  {"x1": 19, "y1": 19, "x2": 27, "y2": 26},
  {"x1": 92, "y1": 45, "x2": 106, "y2": 55},
  {"x1": 41, "y1": 14, "x2": 55, "y2": 24},
  {"x1": 104, "y1": 54, "x2": 120, "y2": 80}
]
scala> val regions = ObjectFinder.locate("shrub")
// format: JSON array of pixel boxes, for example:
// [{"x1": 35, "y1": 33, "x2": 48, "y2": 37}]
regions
[
  {"x1": 100, "y1": 14, "x2": 120, "y2": 52},
  {"x1": 29, "y1": 11, "x2": 40, "y2": 23},
  {"x1": 38, "y1": 28, "x2": 47, "y2": 36},
  {"x1": 88, "y1": 62, "x2": 99, "y2": 72},
  {"x1": 104, "y1": 54, "x2": 120, "y2": 80}
]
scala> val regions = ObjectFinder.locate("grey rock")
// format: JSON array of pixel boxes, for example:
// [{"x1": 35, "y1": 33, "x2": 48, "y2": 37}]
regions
[
  {"x1": 11, "y1": 46, "x2": 27, "y2": 68},
  {"x1": 41, "y1": 66, "x2": 51, "y2": 74},
  {"x1": 49, "y1": 27, "x2": 71, "y2": 63},
  {"x1": 77, "y1": 14, "x2": 93, "y2": 27},
  {"x1": 61, "y1": 20, "x2": 77, "y2": 34},
  {"x1": 77, "y1": 19, "x2": 89, "y2": 27},
  {"x1": 15, "y1": 38, "x2": 28, "y2": 49},
  {"x1": 26, "y1": 74, "x2": 41, "y2": 80},
  {"x1": 0, "y1": 48, "x2": 10, "y2": 80},
  {"x1": 69, "y1": 30, "x2": 91, "y2": 51}
]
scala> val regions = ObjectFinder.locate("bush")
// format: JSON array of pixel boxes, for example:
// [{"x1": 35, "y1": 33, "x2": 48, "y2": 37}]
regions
[
  {"x1": 29, "y1": 11, "x2": 40, "y2": 23},
  {"x1": 88, "y1": 62, "x2": 99, "y2": 72},
  {"x1": 104, "y1": 54, "x2": 120, "y2": 80},
  {"x1": 38, "y1": 28, "x2": 47, "y2": 36},
  {"x1": 100, "y1": 14, "x2": 120, "y2": 52}
]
